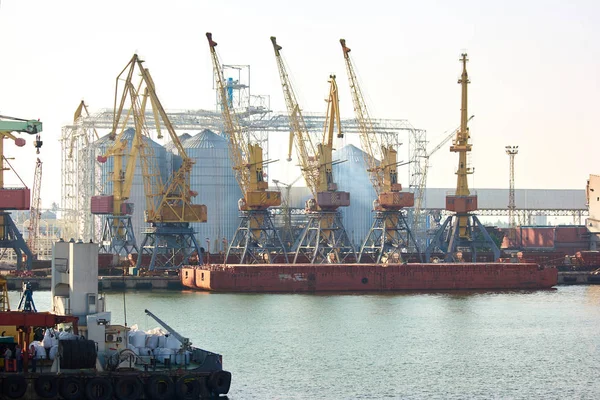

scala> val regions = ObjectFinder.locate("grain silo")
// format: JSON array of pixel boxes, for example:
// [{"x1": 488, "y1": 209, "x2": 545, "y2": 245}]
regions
[
  {"x1": 333, "y1": 144, "x2": 377, "y2": 247},
  {"x1": 91, "y1": 128, "x2": 168, "y2": 246},
  {"x1": 181, "y1": 129, "x2": 241, "y2": 253},
  {"x1": 165, "y1": 133, "x2": 192, "y2": 173}
]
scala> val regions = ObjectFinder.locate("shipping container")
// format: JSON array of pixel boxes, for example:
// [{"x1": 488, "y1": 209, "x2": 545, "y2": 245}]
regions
[
  {"x1": 554, "y1": 225, "x2": 589, "y2": 244},
  {"x1": 518, "y1": 226, "x2": 555, "y2": 249},
  {"x1": 90, "y1": 195, "x2": 114, "y2": 214},
  {"x1": 0, "y1": 188, "x2": 30, "y2": 210}
]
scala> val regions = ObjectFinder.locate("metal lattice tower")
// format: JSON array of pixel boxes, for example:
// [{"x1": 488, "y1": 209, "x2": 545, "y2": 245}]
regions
[
  {"x1": 506, "y1": 145, "x2": 519, "y2": 229},
  {"x1": 409, "y1": 126, "x2": 428, "y2": 246},
  {"x1": 60, "y1": 102, "x2": 102, "y2": 242},
  {"x1": 27, "y1": 158, "x2": 42, "y2": 258},
  {"x1": 216, "y1": 64, "x2": 272, "y2": 178}
]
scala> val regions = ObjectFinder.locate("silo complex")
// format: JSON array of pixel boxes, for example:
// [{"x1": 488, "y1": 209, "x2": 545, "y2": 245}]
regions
[{"x1": 91, "y1": 128, "x2": 168, "y2": 246}]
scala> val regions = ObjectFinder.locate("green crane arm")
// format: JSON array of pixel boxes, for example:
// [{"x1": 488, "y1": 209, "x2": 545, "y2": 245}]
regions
[{"x1": 0, "y1": 116, "x2": 43, "y2": 189}]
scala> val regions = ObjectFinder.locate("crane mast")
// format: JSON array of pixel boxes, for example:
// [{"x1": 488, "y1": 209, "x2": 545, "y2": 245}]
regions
[
  {"x1": 207, "y1": 33, "x2": 287, "y2": 264},
  {"x1": 412, "y1": 115, "x2": 473, "y2": 244},
  {"x1": 340, "y1": 39, "x2": 420, "y2": 263},
  {"x1": 425, "y1": 54, "x2": 500, "y2": 262},
  {"x1": 271, "y1": 36, "x2": 355, "y2": 264},
  {"x1": 452, "y1": 54, "x2": 474, "y2": 199}
]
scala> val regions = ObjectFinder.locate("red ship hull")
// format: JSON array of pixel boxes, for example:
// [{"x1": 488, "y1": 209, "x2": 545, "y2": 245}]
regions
[{"x1": 181, "y1": 263, "x2": 558, "y2": 292}]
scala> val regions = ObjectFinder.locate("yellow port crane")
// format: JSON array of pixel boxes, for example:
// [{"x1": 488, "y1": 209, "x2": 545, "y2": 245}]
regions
[
  {"x1": 340, "y1": 38, "x2": 421, "y2": 263},
  {"x1": 425, "y1": 54, "x2": 500, "y2": 262},
  {"x1": 206, "y1": 32, "x2": 287, "y2": 264},
  {"x1": 271, "y1": 36, "x2": 355, "y2": 264},
  {"x1": 92, "y1": 78, "x2": 148, "y2": 257},
  {"x1": 106, "y1": 54, "x2": 206, "y2": 270},
  {"x1": 0, "y1": 115, "x2": 42, "y2": 271}
]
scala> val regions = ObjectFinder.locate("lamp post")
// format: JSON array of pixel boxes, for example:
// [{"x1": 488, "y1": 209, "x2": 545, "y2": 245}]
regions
[{"x1": 505, "y1": 145, "x2": 519, "y2": 231}]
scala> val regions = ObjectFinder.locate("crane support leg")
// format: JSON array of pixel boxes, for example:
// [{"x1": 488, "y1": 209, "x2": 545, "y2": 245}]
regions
[
  {"x1": 425, "y1": 214, "x2": 500, "y2": 263},
  {"x1": 0, "y1": 212, "x2": 33, "y2": 270},
  {"x1": 227, "y1": 210, "x2": 288, "y2": 264},
  {"x1": 99, "y1": 215, "x2": 138, "y2": 256},
  {"x1": 136, "y1": 223, "x2": 202, "y2": 271},
  {"x1": 359, "y1": 211, "x2": 422, "y2": 264},
  {"x1": 293, "y1": 211, "x2": 356, "y2": 264}
]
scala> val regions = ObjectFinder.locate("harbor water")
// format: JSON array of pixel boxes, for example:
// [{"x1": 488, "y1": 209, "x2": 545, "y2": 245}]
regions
[{"x1": 8, "y1": 285, "x2": 600, "y2": 399}]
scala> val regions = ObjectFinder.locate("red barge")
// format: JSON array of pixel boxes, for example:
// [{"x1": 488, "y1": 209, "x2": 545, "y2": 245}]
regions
[{"x1": 181, "y1": 262, "x2": 558, "y2": 292}]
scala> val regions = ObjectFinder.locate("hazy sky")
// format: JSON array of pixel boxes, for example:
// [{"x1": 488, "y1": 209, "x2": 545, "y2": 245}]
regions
[{"x1": 0, "y1": 0, "x2": 598, "y2": 209}]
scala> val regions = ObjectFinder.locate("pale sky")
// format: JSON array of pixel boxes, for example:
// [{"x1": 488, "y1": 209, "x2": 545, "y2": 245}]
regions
[{"x1": 0, "y1": 0, "x2": 598, "y2": 210}]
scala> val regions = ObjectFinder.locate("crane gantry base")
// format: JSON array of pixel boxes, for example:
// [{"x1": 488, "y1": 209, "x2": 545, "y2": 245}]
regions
[
  {"x1": 359, "y1": 210, "x2": 422, "y2": 264},
  {"x1": 137, "y1": 223, "x2": 202, "y2": 271},
  {"x1": 424, "y1": 213, "x2": 500, "y2": 263},
  {"x1": 0, "y1": 212, "x2": 33, "y2": 271},
  {"x1": 227, "y1": 210, "x2": 288, "y2": 264},
  {"x1": 99, "y1": 215, "x2": 138, "y2": 256},
  {"x1": 293, "y1": 211, "x2": 356, "y2": 264}
]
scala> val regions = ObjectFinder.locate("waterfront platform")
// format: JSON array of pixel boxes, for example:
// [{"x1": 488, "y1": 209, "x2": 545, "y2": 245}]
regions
[{"x1": 3, "y1": 271, "x2": 598, "y2": 291}]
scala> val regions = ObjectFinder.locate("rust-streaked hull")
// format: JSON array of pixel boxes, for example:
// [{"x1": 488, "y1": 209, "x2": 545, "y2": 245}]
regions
[{"x1": 181, "y1": 263, "x2": 558, "y2": 292}]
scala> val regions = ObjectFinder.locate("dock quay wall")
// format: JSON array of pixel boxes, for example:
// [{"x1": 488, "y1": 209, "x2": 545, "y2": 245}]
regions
[
  {"x1": 4, "y1": 271, "x2": 599, "y2": 291},
  {"x1": 5, "y1": 276, "x2": 183, "y2": 291}
]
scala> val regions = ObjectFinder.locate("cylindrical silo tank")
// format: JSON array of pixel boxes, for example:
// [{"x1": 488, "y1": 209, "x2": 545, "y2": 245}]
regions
[
  {"x1": 91, "y1": 128, "x2": 168, "y2": 245},
  {"x1": 181, "y1": 129, "x2": 242, "y2": 253},
  {"x1": 332, "y1": 144, "x2": 377, "y2": 247}
]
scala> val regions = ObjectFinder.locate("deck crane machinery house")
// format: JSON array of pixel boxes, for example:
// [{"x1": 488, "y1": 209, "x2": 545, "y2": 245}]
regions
[
  {"x1": 271, "y1": 36, "x2": 355, "y2": 264},
  {"x1": 207, "y1": 33, "x2": 287, "y2": 264},
  {"x1": 0, "y1": 115, "x2": 42, "y2": 270},
  {"x1": 425, "y1": 54, "x2": 500, "y2": 262},
  {"x1": 95, "y1": 54, "x2": 207, "y2": 270},
  {"x1": 340, "y1": 39, "x2": 421, "y2": 263}
]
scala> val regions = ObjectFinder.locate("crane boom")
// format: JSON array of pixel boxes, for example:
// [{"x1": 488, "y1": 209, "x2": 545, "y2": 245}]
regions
[
  {"x1": 270, "y1": 36, "x2": 321, "y2": 200},
  {"x1": 340, "y1": 39, "x2": 412, "y2": 210},
  {"x1": 428, "y1": 116, "x2": 474, "y2": 158},
  {"x1": 206, "y1": 33, "x2": 280, "y2": 210},
  {"x1": 27, "y1": 158, "x2": 42, "y2": 257},
  {"x1": 340, "y1": 39, "x2": 388, "y2": 196},
  {"x1": 144, "y1": 309, "x2": 190, "y2": 349}
]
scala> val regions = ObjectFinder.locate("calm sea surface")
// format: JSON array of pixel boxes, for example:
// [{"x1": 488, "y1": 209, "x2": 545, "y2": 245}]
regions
[{"x1": 8, "y1": 286, "x2": 600, "y2": 399}]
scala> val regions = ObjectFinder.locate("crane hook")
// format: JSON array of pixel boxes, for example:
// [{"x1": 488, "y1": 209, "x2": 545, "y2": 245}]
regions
[{"x1": 34, "y1": 134, "x2": 43, "y2": 154}]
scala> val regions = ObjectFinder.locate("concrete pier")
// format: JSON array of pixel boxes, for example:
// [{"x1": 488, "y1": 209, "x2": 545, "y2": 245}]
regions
[
  {"x1": 5, "y1": 275, "x2": 183, "y2": 291},
  {"x1": 5, "y1": 271, "x2": 599, "y2": 291},
  {"x1": 558, "y1": 271, "x2": 600, "y2": 285}
]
